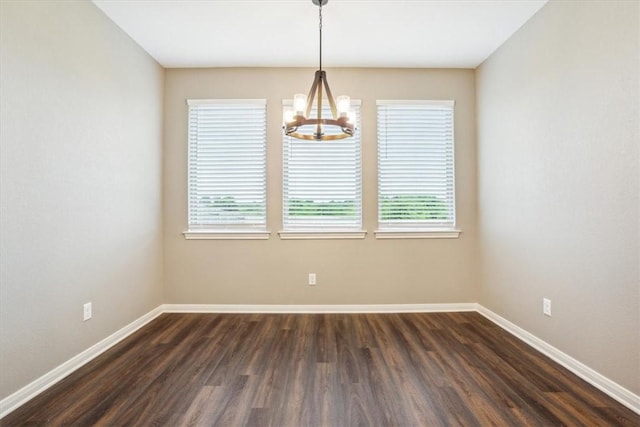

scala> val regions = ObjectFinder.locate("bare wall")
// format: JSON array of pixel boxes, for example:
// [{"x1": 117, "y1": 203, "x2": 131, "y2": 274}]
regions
[
  {"x1": 476, "y1": 0, "x2": 639, "y2": 394},
  {"x1": 0, "y1": 1, "x2": 164, "y2": 399},
  {"x1": 163, "y1": 68, "x2": 477, "y2": 304}
]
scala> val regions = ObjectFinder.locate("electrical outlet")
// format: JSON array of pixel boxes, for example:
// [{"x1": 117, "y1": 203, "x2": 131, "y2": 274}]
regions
[
  {"x1": 308, "y1": 273, "x2": 316, "y2": 286},
  {"x1": 543, "y1": 298, "x2": 551, "y2": 316},
  {"x1": 83, "y1": 302, "x2": 92, "y2": 321}
]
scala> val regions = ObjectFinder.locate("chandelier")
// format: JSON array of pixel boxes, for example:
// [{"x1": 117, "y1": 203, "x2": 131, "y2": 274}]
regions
[{"x1": 283, "y1": 0, "x2": 355, "y2": 141}]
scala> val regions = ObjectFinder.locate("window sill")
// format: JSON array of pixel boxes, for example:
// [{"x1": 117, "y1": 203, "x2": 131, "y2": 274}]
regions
[
  {"x1": 374, "y1": 229, "x2": 461, "y2": 239},
  {"x1": 278, "y1": 230, "x2": 367, "y2": 240},
  {"x1": 183, "y1": 230, "x2": 271, "y2": 240}
]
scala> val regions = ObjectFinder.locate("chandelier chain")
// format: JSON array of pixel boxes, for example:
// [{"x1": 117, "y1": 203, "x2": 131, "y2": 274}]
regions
[{"x1": 319, "y1": 1, "x2": 323, "y2": 71}]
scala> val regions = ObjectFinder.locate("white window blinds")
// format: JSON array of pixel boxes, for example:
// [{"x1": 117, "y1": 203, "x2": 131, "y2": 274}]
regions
[
  {"x1": 282, "y1": 102, "x2": 361, "y2": 231},
  {"x1": 377, "y1": 100, "x2": 455, "y2": 230},
  {"x1": 187, "y1": 99, "x2": 267, "y2": 230}
]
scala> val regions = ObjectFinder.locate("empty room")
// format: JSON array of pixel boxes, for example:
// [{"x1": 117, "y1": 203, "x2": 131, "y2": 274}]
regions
[{"x1": 0, "y1": 0, "x2": 638, "y2": 425}]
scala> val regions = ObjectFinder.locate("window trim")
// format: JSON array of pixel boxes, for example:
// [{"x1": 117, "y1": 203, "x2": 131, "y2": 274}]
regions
[
  {"x1": 278, "y1": 230, "x2": 367, "y2": 240},
  {"x1": 183, "y1": 230, "x2": 271, "y2": 240},
  {"x1": 374, "y1": 229, "x2": 461, "y2": 239}
]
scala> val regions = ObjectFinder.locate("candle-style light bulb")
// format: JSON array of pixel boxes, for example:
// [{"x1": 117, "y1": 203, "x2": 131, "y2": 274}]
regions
[
  {"x1": 293, "y1": 94, "x2": 307, "y2": 116},
  {"x1": 283, "y1": 108, "x2": 295, "y2": 124},
  {"x1": 347, "y1": 110, "x2": 356, "y2": 124},
  {"x1": 336, "y1": 95, "x2": 350, "y2": 117}
]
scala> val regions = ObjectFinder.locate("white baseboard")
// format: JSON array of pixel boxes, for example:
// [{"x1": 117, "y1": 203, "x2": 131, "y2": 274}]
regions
[
  {"x1": 477, "y1": 304, "x2": 640, "y2": 415},
  {"x1": 0, "y1": 306, "x2": 164, "y2": 419},
  {"x1": 3, "y1": 303, "x2": 638, "y2": 419},
  {"x1": 161, "y1": 303, "x2": 477, "y2": 314}
]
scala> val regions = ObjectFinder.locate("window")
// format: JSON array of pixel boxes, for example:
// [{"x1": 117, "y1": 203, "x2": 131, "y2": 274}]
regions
[
  {"x1": 185, "y1": 99, "x2": 268, "y2": 239},
  {"x1": 281, "y1": 101, "x2": 363, "y2": 238},
  {"x1": 376, "y1": 100, "x2": 458, "y2": 238}
]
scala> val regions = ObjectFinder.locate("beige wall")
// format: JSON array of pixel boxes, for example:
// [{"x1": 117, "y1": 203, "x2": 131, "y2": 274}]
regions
[
  {"x1": 476, "y1": 0, "x2": 639, "y2": 394},
  {"x1": 164, "y1": 68, "x2": 477, "y2": 304},
  {"x1": 0, "y1": 1, "x2": 164, "y2": 400},
  {"x1": 5, "y1": 0, "x2": 635, "y2": 410}
]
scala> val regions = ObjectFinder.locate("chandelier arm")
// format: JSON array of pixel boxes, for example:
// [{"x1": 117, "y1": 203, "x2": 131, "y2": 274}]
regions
[
  {"x1": 316, "y1": 72, "x2": 323, "y2": 138},
  {"x1": 305, "y1": 71, "x2": 321, "y2": 118},
  {"x1": 322, "y1": 72, "x2": 338, "y2": 120}
]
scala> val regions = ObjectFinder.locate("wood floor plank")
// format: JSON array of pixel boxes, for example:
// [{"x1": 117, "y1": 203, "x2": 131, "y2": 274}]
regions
[{"x1": 2, "y1": 312, "x2": 638, "y2": 426}]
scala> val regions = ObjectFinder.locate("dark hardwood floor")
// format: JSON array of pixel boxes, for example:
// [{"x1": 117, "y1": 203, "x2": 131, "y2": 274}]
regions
[{"x1": 2, "y1": 312, "x2": 638, "y2": 426}]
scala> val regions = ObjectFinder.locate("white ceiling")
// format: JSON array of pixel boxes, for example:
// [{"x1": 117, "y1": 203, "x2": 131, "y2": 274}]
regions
[{"x1": 92, "y1": 0, "x2": 547, "y2": 69}]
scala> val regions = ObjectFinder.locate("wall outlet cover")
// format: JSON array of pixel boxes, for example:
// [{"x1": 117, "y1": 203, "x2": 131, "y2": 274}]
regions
[
  {"x1": 83, "y1": 302, "x2": 92, "y2": 321},
  {"x1": 543, "y1": 298, "x2": 551, "y2": 316}
]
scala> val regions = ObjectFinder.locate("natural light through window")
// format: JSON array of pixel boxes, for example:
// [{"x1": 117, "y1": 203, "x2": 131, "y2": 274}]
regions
[
  {"x1": 376, "y1": 100, "x2": 459, "y2": 238},
  {"x1": 281, "y1": 100, "x2": 363, "y2": 238},
  {"x1": 185, "y1": 99, "x2": 268, "y2": 239}
]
